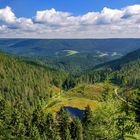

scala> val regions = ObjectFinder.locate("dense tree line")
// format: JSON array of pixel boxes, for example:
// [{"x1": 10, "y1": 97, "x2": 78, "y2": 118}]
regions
[
  {"x1": 78, "y1": 59, "x2": 140, "y2": 88},
  {"x1": 0, "y1": 96, "x2": 139, "y2": 139},
  {"x1": 0, "y1": 51, "x2": 140, "y2": 139},
  {"x1": 0, "y1": 52, "x2": 67, "y2": 111}
]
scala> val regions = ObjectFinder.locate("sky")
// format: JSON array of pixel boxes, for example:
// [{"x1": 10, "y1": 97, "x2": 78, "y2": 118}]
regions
[{"x1": 0, "y1": 0, "x2": 140, "y2": 38}]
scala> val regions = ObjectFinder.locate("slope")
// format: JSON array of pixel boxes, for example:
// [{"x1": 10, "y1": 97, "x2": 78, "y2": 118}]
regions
[
  {"x1": 0, "y1": 51, "x2": 67, "y2": 110},
  {"x1": 80, "y1": 48, "x2": 140, "y2": 88},
  {"x1": 0, "y1": 39, "x2": 140, "y2": 57}
]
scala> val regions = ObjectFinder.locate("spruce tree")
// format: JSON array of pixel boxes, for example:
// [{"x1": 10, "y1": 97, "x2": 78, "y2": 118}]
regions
[
  {"x1": 10, "y1": 98, "x2": 26, "y2": 137},
  {"x1": 57, "y1": 107, "x2": 71, "y2": 140},
  {"x1": 82, "y1": 106, "x2": 94, "y2": 140},
  {"x1": 31, "y1": 105, "x2": 45, "y2": 135},
  {"x1": 71, "y1": 117, "x2": 83, "y2": 140},
  {"x1": 44, "y1": 113, "x2": 58, "y2": 140}
]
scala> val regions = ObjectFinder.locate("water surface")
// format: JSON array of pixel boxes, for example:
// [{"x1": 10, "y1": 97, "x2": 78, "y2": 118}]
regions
[{"x1": 64, "y1": 106, "x2": 84, "y2": 119}]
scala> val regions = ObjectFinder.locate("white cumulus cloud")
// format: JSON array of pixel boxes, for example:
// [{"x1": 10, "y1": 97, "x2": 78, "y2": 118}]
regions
[
  {"x1": 0, "y1": 6, "x2": 16, "y2": 24},
  {"x1": 0, "y1": 4, "x2": 140, "y2": 38}
]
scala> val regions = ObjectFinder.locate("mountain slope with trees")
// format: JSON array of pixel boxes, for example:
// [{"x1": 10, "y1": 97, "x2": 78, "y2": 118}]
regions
[
  {"x1": 1, "y1": 39, "x2": 140, "y2": 56},
  {"x1": 79, "y1": 48, "x2": 140, "y2": 88},
  {"x1": 0, "y1": 48, "x2": 140, "y2": 139},
  {"x1": 0, "y1": 52, "x2": 67, "y2": 111},
  {"x1": 1, "y1": 39, "x2": 140, "y2": 74}
]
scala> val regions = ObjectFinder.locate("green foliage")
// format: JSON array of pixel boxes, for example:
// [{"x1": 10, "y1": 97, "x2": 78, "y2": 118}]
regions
[
  {"x1": 57, "y1": 107, "x2": 71, "y2": 140},
  {"x1": 79, "y1": 49, "x2": 140, "y2": 88},
  {"x1": 44, "y1": 113, "x2": 58, "y2": 139},
  {"x1": 0, "y1": 49, "x2": 140, "y2": 139},
  {"x1": 66, "y1": 83, "x2": 116, "y2": 101},
  {"x1": 82, "y1": 106, "x2": 94, "y2": 140},
  {"x1": 0, "y1": 52, "x2": 67, "y2": 111},
  {"x1": 70, "y1": 117, "x2": 83, "y2": 140},
  {"x1": 62, "y1": 75, "x2": 77, "y2": 90}
]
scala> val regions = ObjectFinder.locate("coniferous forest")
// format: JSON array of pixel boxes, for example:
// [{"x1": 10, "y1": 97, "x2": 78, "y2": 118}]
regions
[
  {"x1": 1, "y1": 0, "x2": 140, "y2": 139},
  {"x1": 0, "y1": 44, "x2": 140, "y2": 140}
]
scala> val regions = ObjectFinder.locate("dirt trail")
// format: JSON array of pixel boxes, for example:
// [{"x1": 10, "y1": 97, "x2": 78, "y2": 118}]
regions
[{"x1": 114, "y1": 88, "x2": 134, "y2": 107}]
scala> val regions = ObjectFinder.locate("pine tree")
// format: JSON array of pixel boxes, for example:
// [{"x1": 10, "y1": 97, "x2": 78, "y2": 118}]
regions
[
  {"x1": 0, "y1": 97, "x2": 12, "y2": 139},
  {"x1": 31, "y1": 105, "x2": 45, "y2": 135},
  {"x1": 57, "y1": 107, "x2": 71, "y2": 140},
  {"x1": 71, "y1": 117, "x2": 83, "y2": 140},
  {"x1": 82, "y1": 106, "x2": 94, "y2": 140},
  {"x1": 30, "y1": 125, "x2": 41, "y2": 140},
  {"x1": 0, "y1": 98, "x2": 10, "y2": 125},
  {"x1": 44, "y1": 113, "x2": 58, "y2": 140},
  {"x1": 9, "y1": 98, "x2": 26, "y2": 137},
  {"x1": 133, "y1": 90, "x2": 140, "y2": 122}
]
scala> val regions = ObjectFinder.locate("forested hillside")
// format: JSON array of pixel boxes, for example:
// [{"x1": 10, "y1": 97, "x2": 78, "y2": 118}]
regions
[
  {"x1": 79, "y1": 48, "x2": 140, "y2": 88},
  {"x1": 1, "y1": 39, "x2": 140, "y2": 74},
  {"x1": 1, "y1": 39, "x2": 140, "y2": 56},
  {"x1": 0, "y1": 52, "x2": 67, "y2": 110},
  {"x1": 0, "y1": 49, "x2": 140, "y2": 139}
]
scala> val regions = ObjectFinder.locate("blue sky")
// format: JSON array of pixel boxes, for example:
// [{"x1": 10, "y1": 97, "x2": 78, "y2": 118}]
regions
[
  {"x1": 0, "y1": 0, "x2": 140, "y2": 17},
  {"x1": 0, "y1": 0, "x2": 140, "y2": 38}
]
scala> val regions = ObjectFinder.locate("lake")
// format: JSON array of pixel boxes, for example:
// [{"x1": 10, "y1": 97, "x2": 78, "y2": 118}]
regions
[{"x1": 64, "y1": 106, "x2": 84, "y2": 119}]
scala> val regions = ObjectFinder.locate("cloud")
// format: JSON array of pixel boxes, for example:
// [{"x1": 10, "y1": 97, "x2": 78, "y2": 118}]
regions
[
  {"x1": 0, "y1": 5, "x2": 140, "y2": 38},
  {"x1": 35, "y1": 8, "x2": 70, "y2": 25},
  {"x1": 34, "y1": 8, "x2": 81, "y2": 27},
  {"x1": 0, "y1": 25, "x2": 7, "y2": 32},
  {"x1": 0, "y1": 6, "x2": 37, "y2": 32},
  {"x1": 96, "y1": 7, "x2": 123, "y2": 24},
  {"x1": 0, "y1": 6, "x2": 16, "y2": 24},
  {"x1": 123, "y1": 4, "x2": 140, "y2": 18}
]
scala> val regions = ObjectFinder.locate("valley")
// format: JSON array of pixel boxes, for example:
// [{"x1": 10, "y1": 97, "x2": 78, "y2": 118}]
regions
[
  {"x1": 0, "y1": 39, "x2": 140, "y2": 74},
  {"x1": 0, "y1": 40, "x2": 140, "y2": 139},
  {"x1": 1, "y1": 0, "x2": 140, "y2": 139}
]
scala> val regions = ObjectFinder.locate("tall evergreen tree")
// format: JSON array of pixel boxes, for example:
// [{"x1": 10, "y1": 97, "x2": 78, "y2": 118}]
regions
[
  {"x1": 31, "y1": 105, "x2": 45, "y2": 135},
  {"x1": 44, "y1": 113, "x2": 58, "y2": 140},
  {"x1": 71, "y1": 117, "x2": 83, "y2": 140},
  {"x1": 82, "y1": 106, "x2": 94, "y2": 140},
  {"x1": 0, "y1": 97, "x2": 12, "y2": 139},
  {"x1": 57, "y1": 107, "x2": 71, "y2": 140},
  {"x1": 10, "y1": 98, "x2": 26, "y2": 138}
]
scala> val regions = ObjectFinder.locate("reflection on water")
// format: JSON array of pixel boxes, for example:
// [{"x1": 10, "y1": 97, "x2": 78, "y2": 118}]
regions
[{"x1": 64, "y1": 106, "x2": 84, "y2": 119}]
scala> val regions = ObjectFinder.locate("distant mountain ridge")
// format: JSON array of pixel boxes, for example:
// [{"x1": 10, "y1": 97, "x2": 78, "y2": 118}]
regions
[
  {"x1": 80, "y1": 48, "x2": 140, "y2": 88},
  {"x1": 94, "y1": 48, "x2": 140, "y2": 70},
  {"x1": 0, "y1": 39, "x2": 140, "y2": 57}
]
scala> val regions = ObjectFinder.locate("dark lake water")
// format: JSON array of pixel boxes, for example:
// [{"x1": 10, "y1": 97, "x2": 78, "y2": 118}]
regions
[{"x1": 64, "y1": 106, "x2": 84, "y2": 119}]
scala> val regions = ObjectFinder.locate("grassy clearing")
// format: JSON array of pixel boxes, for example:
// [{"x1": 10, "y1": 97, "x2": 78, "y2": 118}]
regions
[
  {"x1": 66, "y1": 83, "x2": 117, "y2": 100},
  {"x1": 44, "y1": 83, "x2": 117, "y2": 115},
  {"x1": 48, "y1": 86, "x2": 62, "y2": 96},
  {"x1": 44, "y1": 96, "x2": 97, "y2": 114},
  {"x1": 64, "y1": 50, "x2": 79, "y2": 56}
]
